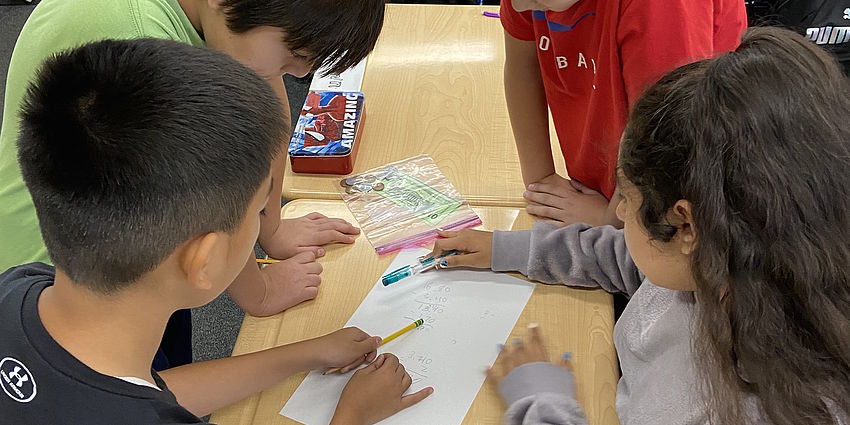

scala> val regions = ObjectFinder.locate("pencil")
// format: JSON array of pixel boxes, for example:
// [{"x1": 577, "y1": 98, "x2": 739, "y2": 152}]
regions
[
  {"x1": 256, "y1": 258, "x2": 279, "y2": 265},
  {"x1": 323, "y1": 318, "x2": 424, "y2": 375}
]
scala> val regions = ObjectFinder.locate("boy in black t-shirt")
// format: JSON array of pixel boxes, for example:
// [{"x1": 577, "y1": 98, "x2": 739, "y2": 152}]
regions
[{"x1": 0, "y1": 38, "x2": 431, "y2": 425}]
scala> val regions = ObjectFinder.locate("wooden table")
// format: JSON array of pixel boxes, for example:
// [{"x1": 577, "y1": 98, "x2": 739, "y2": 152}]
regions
[
  {"x1": 210, "y1": 200, "x2": 618, "y2": 425},
  {"x1": 283, "y1": 4, "x2": 567, "y2": 207}
]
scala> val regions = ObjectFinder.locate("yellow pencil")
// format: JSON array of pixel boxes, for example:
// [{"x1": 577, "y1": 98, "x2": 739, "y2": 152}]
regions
[
  {"x1": 256, "y1": 258, "x2": 279, "y2": 265},
  {"x1": 323, "y1": 318, "x2": 424, "y2": 375}
]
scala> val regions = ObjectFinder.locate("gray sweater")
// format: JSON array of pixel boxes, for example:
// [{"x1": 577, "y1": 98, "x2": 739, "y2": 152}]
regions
[{"x1": 490, "y1": 222, "x2": 711, "y2": 425}]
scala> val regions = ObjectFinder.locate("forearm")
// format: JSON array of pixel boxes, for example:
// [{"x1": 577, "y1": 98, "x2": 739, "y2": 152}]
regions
[
  {"x1": 492, "y1": 222, "x2": 642, "y2": 296},
  {"x1": 160, "y1": 340, "x2": 321, "y2": 417},
  {"x1": 257, "y1": 76, "x2": 291, "y2": 248},
  {"x1": 257, "y1": 150, "x2": 286, "y2": 250},
  {"x1": 504, "y1": 33, "x2": 554, "y2": 185},
  {"x1": 226, "y1": 255, "x2": 272, "y2": 317}
]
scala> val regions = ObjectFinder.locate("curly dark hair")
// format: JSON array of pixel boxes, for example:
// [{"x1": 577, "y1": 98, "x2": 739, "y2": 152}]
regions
[{"x1": 620, "y1": 27, "x2": 850, "y2": 424}]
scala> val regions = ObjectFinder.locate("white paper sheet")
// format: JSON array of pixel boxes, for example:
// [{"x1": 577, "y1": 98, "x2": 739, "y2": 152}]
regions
[
  {"x1": 280, "y1": 248, "x2": 535, "y2": 425},
  {"x1": 309, "y1": 58, "x2": 367, "y2": 92}
]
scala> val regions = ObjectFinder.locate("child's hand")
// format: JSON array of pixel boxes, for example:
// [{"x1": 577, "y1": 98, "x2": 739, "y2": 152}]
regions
[
  {"x1": 427, "y1": 229, "x2": 494, "y2": 269},
  {"x1": 262, "y1": 212, "x2": 360, "y2": 259},
  {"x1": 255, "y1": 251, "x2": 322, "y2": 314},
  {"x1": 308, "y1": 327, "x2": 381, "y2": 373},
  {"x1": 524, "y1": 174, "x2": 609, "y2": 226},
  {"x1": 331, "y1": 354, "x2": 433, "y2": 425},
  {"x1": 487, "y1": 325, "x2": 573, "y2": 387}
]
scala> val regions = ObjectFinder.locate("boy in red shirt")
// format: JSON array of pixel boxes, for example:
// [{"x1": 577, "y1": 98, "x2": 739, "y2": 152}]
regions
[{"x1": 502, "y1": 0, "x2": 746, "y2": 226}]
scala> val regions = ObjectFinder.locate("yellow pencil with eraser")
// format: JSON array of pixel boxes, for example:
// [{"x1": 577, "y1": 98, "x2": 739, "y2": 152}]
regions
[{"x1": 323, "y1": 318, "x2": 424, "y2": 375}]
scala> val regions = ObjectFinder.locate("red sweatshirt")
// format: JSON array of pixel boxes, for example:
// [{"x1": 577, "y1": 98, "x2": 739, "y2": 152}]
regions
[{"x1": 501, "y1": 0, "x2": 747, "y2": 198}]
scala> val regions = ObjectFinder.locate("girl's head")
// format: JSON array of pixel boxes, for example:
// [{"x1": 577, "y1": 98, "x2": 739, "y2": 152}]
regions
[{"x1": 618, "y1": 27, "x2": 850, "y2": 424}]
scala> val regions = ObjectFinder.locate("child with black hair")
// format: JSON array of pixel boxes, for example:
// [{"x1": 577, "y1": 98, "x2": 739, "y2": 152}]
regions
[
  {"x1": 0, "y1": 0, "x2": 386, "y2": 370},
  {"x1": 0, "y1": 38, "x2": 430, "y2": 424},
  {"x1": 428, "y1": 27, "x2": 850, "y2": 424}
]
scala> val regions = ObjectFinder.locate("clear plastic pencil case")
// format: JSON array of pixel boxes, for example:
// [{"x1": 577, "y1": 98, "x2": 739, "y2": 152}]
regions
[{"x1": 337, "y1": 155, "x2": 482, "y2": 255}]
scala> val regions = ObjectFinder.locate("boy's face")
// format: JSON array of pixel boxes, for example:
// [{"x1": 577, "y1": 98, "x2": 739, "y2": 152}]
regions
[
  {"x1": 213, "y1": 26, "x2": 313, "y2": 79},
  {"x1": 615, "y1": 172, "x2": 697, "y2": 292},
  {"x1": 511, "y1": 0, "x2": 582, "y2": 12},
  {"x1": 194, "y1": 174, "x2": 273, "y2": 304}
]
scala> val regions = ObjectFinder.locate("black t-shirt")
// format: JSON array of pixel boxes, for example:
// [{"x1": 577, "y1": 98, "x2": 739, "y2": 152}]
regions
[
  {"x1": 0, "y1": 263, "x2": 207, "y2": 425},
  {"x1": 746, "y1": 0, "x2": 850, "y2": 74}
]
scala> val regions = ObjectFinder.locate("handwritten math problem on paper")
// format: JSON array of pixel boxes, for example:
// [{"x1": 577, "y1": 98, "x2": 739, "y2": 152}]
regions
[{"x1": 281, "y1": 248, "x2": 535, "y2": 425}]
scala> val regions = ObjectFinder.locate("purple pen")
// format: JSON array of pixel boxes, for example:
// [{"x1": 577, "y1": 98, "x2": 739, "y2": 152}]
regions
[{"x1": 483, "y1": 11, "x2": 500, "y2": 18}]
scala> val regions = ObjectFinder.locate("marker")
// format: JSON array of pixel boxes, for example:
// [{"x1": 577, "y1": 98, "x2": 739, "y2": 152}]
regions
[
  {"x1": 323, "y1": 319, "x2": 424, "y2": 375},
  {"x1": 256, "y1": 258, "x2": 279, "y2": 265},
  {"x1": 482, "y1": 11, "x2": 500, "y2": 18},
  {"x1": 382, "y1": 250, "x2": 459, "y2": 286}
]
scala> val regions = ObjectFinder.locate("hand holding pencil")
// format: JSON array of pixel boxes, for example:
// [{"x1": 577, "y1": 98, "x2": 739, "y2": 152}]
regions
[{"x1": 324, "y1": 319, "x2": 424, "y2": 375}]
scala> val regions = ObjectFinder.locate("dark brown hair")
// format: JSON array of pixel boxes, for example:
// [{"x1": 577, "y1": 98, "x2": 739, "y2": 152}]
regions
[
  {"x1": 220, "y1": 0, "x2": 386, "y2": 75},
  {"x1": 620, "y1": 27, "x2": 850, "y2": 424},
  {"x1": 18, "y1": 38, "x2": 285, "y2": 293}
]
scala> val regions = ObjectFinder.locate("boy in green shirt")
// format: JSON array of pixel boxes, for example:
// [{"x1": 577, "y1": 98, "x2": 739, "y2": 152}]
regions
[{"x1": 0, "y1": 0, "x2": 384, "y2": 366}]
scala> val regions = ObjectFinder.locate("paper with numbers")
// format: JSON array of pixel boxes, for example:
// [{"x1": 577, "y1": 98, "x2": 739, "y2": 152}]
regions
[{"x1": 280, "y1": 248, "x2": 535, "y2": 425}]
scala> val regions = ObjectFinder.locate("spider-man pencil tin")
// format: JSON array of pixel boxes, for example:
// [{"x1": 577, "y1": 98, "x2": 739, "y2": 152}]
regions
[{"x1": 288, "y1": 91, "x2": 365, "y2": 174}]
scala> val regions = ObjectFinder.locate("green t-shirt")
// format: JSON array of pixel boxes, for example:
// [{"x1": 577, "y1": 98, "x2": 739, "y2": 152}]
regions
[{"x1": 0, "y1": 0, "x2": 204, "y2": 271}]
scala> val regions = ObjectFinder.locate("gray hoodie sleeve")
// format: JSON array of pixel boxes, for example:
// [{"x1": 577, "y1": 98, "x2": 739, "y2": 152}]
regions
[
  {"x1": 499, "y1": 362, "x2": 588, "y2": 425},
  {"x1": 491, "y1": 222, "x2": 643, "y2": 297}
]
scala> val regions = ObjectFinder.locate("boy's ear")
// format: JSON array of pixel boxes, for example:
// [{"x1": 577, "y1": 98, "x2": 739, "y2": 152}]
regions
[
  {"x1": 181, "y1": 232, "x2": 219, "y2": 291},
  {"x1": 670, "y1": 200, "x2": 697, "y2": 255}
]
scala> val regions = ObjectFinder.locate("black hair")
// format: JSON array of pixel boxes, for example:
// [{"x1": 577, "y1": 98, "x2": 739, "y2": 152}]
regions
[
  {"x1": 620, "y1": 27, "x2": 850, "y2": 424},
  {"x1": 220, "y1": 0, "x2": 386, "y2": 75},
  {"x1": 17, "y1": 38, "x2": 286, "y2": 293}
]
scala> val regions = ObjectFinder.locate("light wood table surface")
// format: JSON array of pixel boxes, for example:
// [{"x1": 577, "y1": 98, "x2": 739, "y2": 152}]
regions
[
  {"x1": 210, "y1": 200, "x2": 618, "y2": 425},
  {"x1": 282, "y1": 4, "x2": 567, "y2": 207}
]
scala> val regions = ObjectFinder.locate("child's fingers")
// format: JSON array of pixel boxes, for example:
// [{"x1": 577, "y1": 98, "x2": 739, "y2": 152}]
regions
[
  {"x1": 527, "y1": 323, "x2": 547, "y2": 358},
  {"x1": 304, "y1": 212, "x2": 328, "y2": 220},
  {"x1": 523, "y1": 190, "x2": 561, "y2": 208},
  {"x1": 322, "y1": 218, "x2": 360, "y2": 234},
  {"x1": 437, "y1": 253, "x2": 485, "y2": 269},
  {"x1": 292, "y1": 250, "x2": 317, "y2": 264},
  {"x1": 369, "y1": 353, "x2": 388, "y2": 371},
  {"x1": 568, "y1": 179, "x2": 599, "y2": 195},
  {"x1": 317, "y1": 229, "x2": 357, "y2": 244},
  {"x1": 558, "y1": 352, "x2": 573, "y2": 372},
  {"x1": 436, "y1": 229, "x2": 459, "y2": 238},
  {"x1": 339, "y1": 356, "x2": 366, "y2": 374},
  {"x1": 526, "y1": 204, "x2": 563, "y2": 221},
  {"x1": 431, "y1": 235, "x2": 466, "y2": 257},
  {"x1": 401, "y1": 370, "x2": 412, "y2": 388},
  {"x1": 400, "y1": 387, "x2": 434, "y2": 409},
  {"x1": 304, "y1": 261, "x2": 323, "y2": 275},
  {"x1": 364, "y1": 349, "x2": 378, "y2": 364},
  {"x1": 528, "y1": 181, "x2": 574, "y2": 197},
  {"x1": 357, "y1": 335, "x2": 381, "y2": 354}
]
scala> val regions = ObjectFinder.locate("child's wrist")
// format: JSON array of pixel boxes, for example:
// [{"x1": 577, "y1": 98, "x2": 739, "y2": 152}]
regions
[{"x1": 330, "y1": 408, "x2": 363, "y2": 425}]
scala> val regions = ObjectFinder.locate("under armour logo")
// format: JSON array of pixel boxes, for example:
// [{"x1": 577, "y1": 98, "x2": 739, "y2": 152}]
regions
[
  {"x1": 844, "y1": 8, "x2": 850, "y2": 19},
  {"x1": 1, "y1": 357, "x2": 37, "y2": 403},
  {"x1": 8, "y1": 366, "x2": 29, "y2": 387}
]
